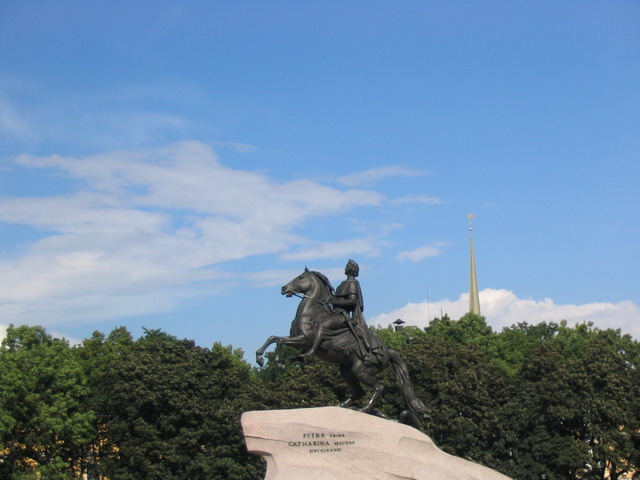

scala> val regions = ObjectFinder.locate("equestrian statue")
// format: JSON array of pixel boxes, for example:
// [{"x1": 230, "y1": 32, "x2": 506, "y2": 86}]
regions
[{"x1": 255, "y1": 260, "x2": 429, "y2": 430}]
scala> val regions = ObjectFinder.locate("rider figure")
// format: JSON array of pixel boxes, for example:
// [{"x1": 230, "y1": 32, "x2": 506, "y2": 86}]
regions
[{"x1": 301, "y1": 259, "x2": 372, "y2": 358}]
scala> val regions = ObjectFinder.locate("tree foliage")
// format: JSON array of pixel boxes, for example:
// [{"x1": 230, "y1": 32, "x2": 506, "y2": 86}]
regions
[
  {"x1": 0, "y1": 318, "x2": 638, "y2": 480},
  {"x1": 0, "y1": 325, "x2": 95, "y2": 479},
  {"x1": 102, "y1": 331, "x2": 262, "y2": 480}
]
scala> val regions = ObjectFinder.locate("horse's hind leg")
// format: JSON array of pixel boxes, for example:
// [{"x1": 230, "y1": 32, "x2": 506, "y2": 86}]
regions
[
  {"x1": 351, "y1": 359, "x2": 385, "y2": 413},
  {"x1": 339, "y1": 364, "x2": 366, "y2": 408}
]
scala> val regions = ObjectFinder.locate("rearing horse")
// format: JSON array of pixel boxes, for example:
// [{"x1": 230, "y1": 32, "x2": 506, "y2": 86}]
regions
[{"x1": 255, "y1": 268, "x2": 429, "y2": 428}]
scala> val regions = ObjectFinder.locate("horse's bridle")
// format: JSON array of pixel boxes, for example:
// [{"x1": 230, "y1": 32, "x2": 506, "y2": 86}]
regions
[{"x1": 291, "y1": 292, "x2": 330, "y2": 307}]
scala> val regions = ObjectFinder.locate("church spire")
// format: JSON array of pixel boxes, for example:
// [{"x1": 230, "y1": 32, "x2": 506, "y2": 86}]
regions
[{"x1": 468, "y1": 213, "x2": 481, "y2": 315}]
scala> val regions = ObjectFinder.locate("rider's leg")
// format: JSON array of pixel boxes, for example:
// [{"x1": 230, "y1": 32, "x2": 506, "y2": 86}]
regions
[
  {"x1": 354, "y1": 323, "x2": 372, "y2": 352},
  {"x1": 299, "y1": 324, "x2": 324, "y2": 358}
]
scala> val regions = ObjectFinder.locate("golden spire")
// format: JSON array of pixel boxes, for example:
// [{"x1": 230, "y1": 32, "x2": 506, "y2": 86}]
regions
[{"x1": 468, "y1": 214, "x2": 481, "y2": 315}]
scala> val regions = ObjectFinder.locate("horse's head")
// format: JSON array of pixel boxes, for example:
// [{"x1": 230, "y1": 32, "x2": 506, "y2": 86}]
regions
[
  {"x1": 281, "y1": 267, "x2": 334, "y2": 300},
  {"x1": 281, "y1": 267, "x2": 314, "y2": 297}
]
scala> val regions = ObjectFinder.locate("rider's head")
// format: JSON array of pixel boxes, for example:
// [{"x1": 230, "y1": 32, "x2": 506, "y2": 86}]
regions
[{"x1": 345, "y1": 259, "x2": 359, "y2": 277}]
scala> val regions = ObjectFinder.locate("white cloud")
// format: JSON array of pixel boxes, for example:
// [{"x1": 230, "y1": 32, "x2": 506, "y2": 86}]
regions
[
  {"x1": 281, "y1": 237, "x2": 381, "y2": 261},
  {"x1": 396, "y1": 242, "x2": 449, "y2": 262},
  {"x1": 0, "y1": 80, "x2": 212, "y2": 150},
  {"x1": 212, "y1": 141, "x2": 260, "y2": 154},
  {"x1": 369, "y1": 288, "x2": 640, "y2": 339},
  {"x1": 0, "y1": 141, "x2": 385, "y2": 325},
  {"x1": 0, "y1": 97, "x2": 32, "y2": 139},
  {"x1": 390, "y1": 195, "x2": 442, "y2": 206},
  {"x1": 337, "y1": 166, "x2": 427, "y2": 187},
  {"x1": 15, "y1": 142, "x2": 383, "y2": 220},
  {"x1": 243, "y1": 269, "x2": 301, "y2": 288}
]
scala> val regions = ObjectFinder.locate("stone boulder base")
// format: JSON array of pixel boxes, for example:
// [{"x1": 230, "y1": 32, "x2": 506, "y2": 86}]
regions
[{"x1": 241, "y1": 407, "x2": 512, "y2": 480}]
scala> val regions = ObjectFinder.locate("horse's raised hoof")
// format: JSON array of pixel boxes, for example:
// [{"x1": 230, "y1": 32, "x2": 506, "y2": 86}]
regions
[{"x1": 256, "y1": 355, "x2": 265, "y2": 368}]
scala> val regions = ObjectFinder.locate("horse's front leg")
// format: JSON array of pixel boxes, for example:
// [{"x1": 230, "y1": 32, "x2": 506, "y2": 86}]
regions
[
  {"x1": 271, "y1": 334, "x2": 312, "y2": 368},
  {"x1": 256, "y1": 335, "x2": 282, "y2": 367},
  {"x1": 274, "y1": 334, "x2": 311, "y2": 366},
  {"x1": 256, "y1": 334, "x2": 309, "y2": 368}
]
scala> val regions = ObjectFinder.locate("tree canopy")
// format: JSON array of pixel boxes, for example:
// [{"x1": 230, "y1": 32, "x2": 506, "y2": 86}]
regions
[{"x1": 0, "y1": 317, "x2": 638, "y2": 480}]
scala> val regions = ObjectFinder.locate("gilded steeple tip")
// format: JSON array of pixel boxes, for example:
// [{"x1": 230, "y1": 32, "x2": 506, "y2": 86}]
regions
[{"x1": 468, "y1": 214, "x2": 480, "y2": 315}]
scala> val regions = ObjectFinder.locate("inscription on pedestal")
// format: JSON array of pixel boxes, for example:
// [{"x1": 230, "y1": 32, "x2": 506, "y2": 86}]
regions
[{"x1": 287, "y1": 431, "x2": 357, "y2": 454}]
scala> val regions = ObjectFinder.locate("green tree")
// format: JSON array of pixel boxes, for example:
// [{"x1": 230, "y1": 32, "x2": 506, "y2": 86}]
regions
[
  {"x1": 373, "y1": 325, "x2": 429, "y2": 351},
  {"x1": 103, "y1": 331, "x2": 263, "y2": 480},
  {"x1": 0, "y1": 325, "x2": 95, "y2": 479},
  {"x1": 75, "y1": 326, "x2": 134, "y2": 479},
  {"x1": 508, "y1": 340, "x2": 595, "y2": 479},
  {"x1": 571, "y1": 331, "x2": 640, "y2": 480},
  {"x1": 425, "y1": 313, "x2": 495, "y2": 349},
  {"x1": 490, "y1": 321, "x2": 560, "y2": 376},
  {"x1": 387, "y1": 335, "x2": 513, "y2": 475},
  {"x1": 2, "y1": 318, "x2": 636, "y2": 480}
]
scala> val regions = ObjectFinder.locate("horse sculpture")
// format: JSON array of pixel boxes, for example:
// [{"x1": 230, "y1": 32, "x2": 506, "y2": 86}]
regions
[{"x1": 255, "y1": 267, "x2": 429, "y2": 429}]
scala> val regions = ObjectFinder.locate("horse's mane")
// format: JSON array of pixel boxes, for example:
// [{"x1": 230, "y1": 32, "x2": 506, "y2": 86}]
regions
[{"x1": 309, "y1": 270, "x2": 335, "y2": 297}]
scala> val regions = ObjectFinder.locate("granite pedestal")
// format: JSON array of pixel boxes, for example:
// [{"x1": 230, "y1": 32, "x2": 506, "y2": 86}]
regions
[{"x1": 241, "y1": 407, "x2": 512, "y2": 480}]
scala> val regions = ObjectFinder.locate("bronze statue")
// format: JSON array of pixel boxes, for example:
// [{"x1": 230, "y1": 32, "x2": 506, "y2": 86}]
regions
[
  {"x1": 300, "y1": 259, "x2": 379, "y2": 360},
  {"x1": 255, "y1": 262, "x2": 429, "y2": 430}
]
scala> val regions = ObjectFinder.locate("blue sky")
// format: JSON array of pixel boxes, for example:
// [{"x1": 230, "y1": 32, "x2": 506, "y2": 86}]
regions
[{"x1": 1, "y1": 1, "x2": 639, "y2": 357}]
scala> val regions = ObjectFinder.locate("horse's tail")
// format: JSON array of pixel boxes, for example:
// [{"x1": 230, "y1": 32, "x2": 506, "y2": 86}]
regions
[{"x1": 389, "y1": 349, "x2": 430, "y2": 429}]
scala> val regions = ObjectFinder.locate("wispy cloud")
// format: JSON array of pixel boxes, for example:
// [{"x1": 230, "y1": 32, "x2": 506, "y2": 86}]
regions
[
  {"x1": 281, "y1": 237, "x2": 381, "y2": 261},
  {"x1": 396, "y1": 242, "x2": 449, "y2": 262},
  {"x1": 242, "y1": 269, "x2": 301, "y2": 288},
  {"x1": 0, "y1": 96, "x2": 32, "y2": 139},
  {"x1": 337, "y1": 166, "x2": 427, "y2": 187},
  {"x1": 0, "y1": 80, "x2": 211, "y2": 151},
  {"x1": 369, "y1": 288, "x2": 640, "y2": 339},
  {"x1": 390, "y1": 195, "x2": 442, "y2": 206},
  {"x1": 241, "y1": 267, "x2": 345, "y2": 288},
  {"x1": 212, "y1": 141, "x2": 260, "y2": 154},
  {"x1": 0, "y1": 141, "x2": 385, "y2": 325}
]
